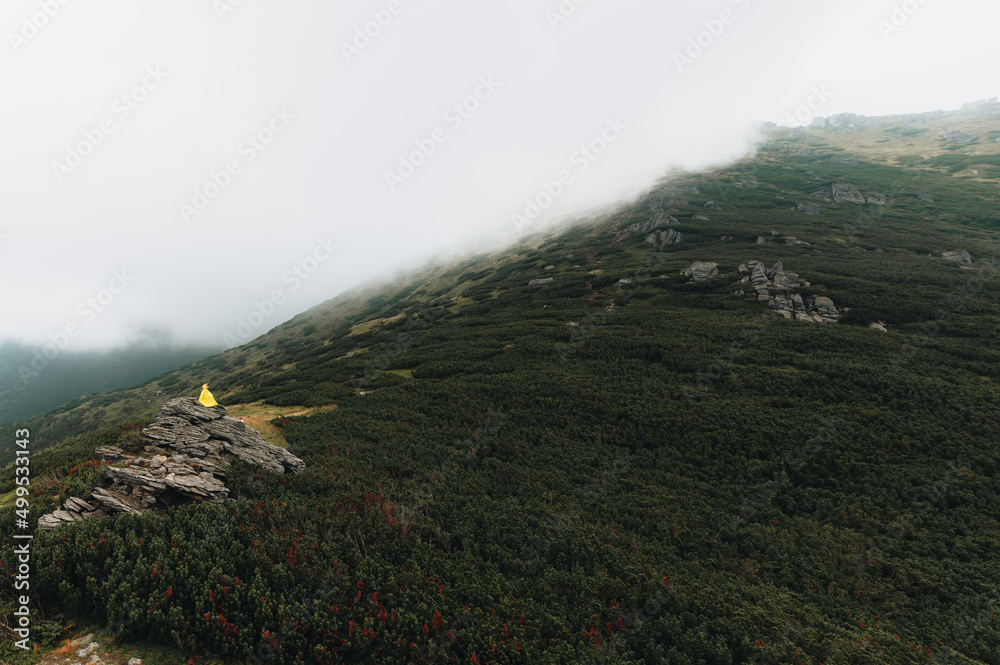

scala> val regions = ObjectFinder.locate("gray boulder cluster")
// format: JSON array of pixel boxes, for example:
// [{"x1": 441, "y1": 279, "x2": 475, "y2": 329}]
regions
[
  {"x1": 38, "y1": 398, "x2": 305, "y2": 531},
  {"x1": 809, "y1": 182, "x2": 887, "y2": 205},
  {"x1": 623, "y1": 211, "x2": 682, "y2": 247},
  {"x1": 646, "y1": 228, "x2": 682, "y2": 247},
  {"x1": 738, "y1": 260, "x2": 841, "y2": 323}
]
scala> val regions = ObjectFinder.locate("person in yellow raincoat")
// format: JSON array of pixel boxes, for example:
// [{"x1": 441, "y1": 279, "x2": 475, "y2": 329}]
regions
[{"x1": 198, "y1": 383, "x2": 218, "y2": 407}]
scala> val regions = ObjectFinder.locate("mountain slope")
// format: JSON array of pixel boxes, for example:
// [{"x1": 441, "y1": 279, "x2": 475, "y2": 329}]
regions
[{"x1": 3, "y1": 110, "x2": 1000, "y2": 664}]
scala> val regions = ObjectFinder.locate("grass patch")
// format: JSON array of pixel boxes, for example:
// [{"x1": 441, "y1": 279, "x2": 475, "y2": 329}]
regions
[{"x1": 223, "y1": 401, "x2": 337, "y2": 447}]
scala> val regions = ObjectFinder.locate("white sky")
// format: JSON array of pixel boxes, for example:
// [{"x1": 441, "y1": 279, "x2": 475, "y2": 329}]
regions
[{"x1": 1, "y1": 0, "x2": 998, "y2": 351}]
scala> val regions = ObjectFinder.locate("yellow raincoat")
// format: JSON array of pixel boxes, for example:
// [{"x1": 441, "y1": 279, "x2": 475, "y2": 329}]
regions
[{"x1": 198, "y1": 384, "x2": 218, "y2": 407}]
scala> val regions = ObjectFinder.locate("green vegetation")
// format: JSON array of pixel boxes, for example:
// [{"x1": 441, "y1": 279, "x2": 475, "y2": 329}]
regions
[{"x1": 3, "y1": 121, "x2": 1000, "y2": 664}]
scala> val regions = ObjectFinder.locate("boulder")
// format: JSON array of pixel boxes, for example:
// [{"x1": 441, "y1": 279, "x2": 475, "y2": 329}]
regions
[
  {"x1": 528, "y1": 278, "x2": 554, "y2": 286},
  {"x1": 773, "y1": 270, "x2": 799, "y2": 290},
  {"x1": 942, "y1": 249, "x2": 972, "y2": 263},
  {"x1": 832, "y1": 182, "x2": 866, "y2": 204},
  {"x1": 783, "y1": 236, "x2": 811, "y2": 247},
  {"x1": 682, "y1": 262, "x2": 719, "y2": 282},
  {"x1": 807, "y1": 296, "x2": 841, "y2": 322},
  {"x1": 942, "y1": 130, "x2": 976, "y2": 145},
  {"x1": 645, "y1": 229, "x2": 682, "y2": 246},
  {"x1": 796, "y1": 203, "x2": 821, "y2": 215}
]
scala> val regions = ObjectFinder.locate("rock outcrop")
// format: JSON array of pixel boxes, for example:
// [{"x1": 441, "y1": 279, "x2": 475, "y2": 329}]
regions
[
  {"x1": 38, "y1": 398, "x2": 305, "y2": 531},
  {"x1": 738, "y1": 260, "x2": 840, "y2": 323},
  {"x1": 626, "y1": 211, "x2": 679, "y2": 236},
  {"x1": 942, "y1": 130, "x2": 976, "y2": 145},
  {"x1": 829, "y1": 182, "x2": 887, "y2": 205},
  {"x1": 942, "y1": 249, "x2": 972, "y2": 263},
  {"x1": 682, "y1": 262, "x2": 719, "y2": 282},
  {"x1": 832, "y1": 182, "x2": 866, "y2": 204},
  {"x1": 645, "y1": 229, "x2": 682, "y2": 246}
]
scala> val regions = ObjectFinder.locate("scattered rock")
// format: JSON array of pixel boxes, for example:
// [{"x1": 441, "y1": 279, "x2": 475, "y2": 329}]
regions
[
  {"x1": 645, "y1": 229, "x2": 682, "y2": 246},
  {"x1": 942, "y1": 130, "x2": 976, "y2": 145},
  {"x1": 682, "y1": 262, "x2": 719, "y2": 282},
  {"x1": 830, "y1": 156, "x2": 858, "y2": 164},
  {"x1": 796, "y1": 203, "x2": 821, "y2": 215},
  {"x1": 544, "y1": 265, "x2": 555, "y2": 271},
  {"x1": 693, "y1": 215, "x2": 711, "y2": 222},
  {"x1": 704, "y1": 201, "x2": 718, "y2": 209},
  {"x1": 832, "y1": 182, "x2": 866, "y2": 204},
  {"x1": 756, "y1": 236, "x2": 767, "y2": 245},
  {"x1": 77, "y1": 642, "x2": 99, "y2": 658},
  {"x1": 797, "y1": 148, "x2": 816, "y2": 156},
  {"x1": 811, "y1": 187, "x2": 832, "y2": 200},
  {"x1": 918, "y1": 193, "x2": 935, "y2": 202},
  {"x1": 783, "y1": 236, "x2": 811, "y2": 247},
  {"x1": 626, "y1": 212, "x2": 679, "y2": 236},
  {"x1": 528, "y1": 278, "x2": 554, "y2": 286},
  {"x1": 942, "y1": 249, "x2": 972, "y2": 263},
  {"x1": 865, "y1": 192, "x2": 888, "y2": 205},
  {"x1": 870, "y1": 321, "x2": 888, "y2": 332}
]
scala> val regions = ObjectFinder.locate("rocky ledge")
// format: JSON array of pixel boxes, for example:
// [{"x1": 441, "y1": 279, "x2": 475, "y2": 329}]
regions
[
  {"x1": 737, "y1": 260, "x2": 841, "y2": 323},
  {"x1": 38, "y1": 398, "x2": 305, "y2": 531}
]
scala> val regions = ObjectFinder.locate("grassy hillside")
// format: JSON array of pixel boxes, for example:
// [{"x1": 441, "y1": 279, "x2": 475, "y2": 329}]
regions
[{"x1": 3, "y1": 112, "x2": 1000, "y2": 664}]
